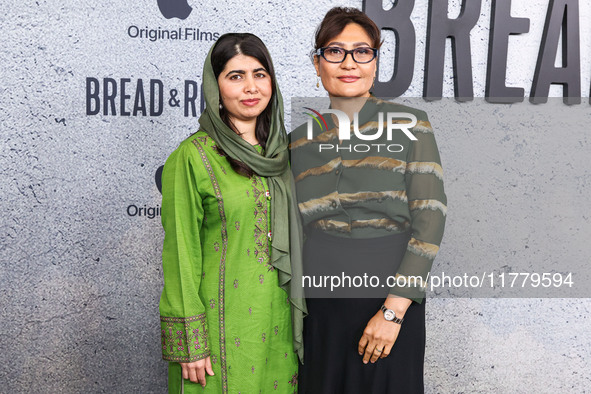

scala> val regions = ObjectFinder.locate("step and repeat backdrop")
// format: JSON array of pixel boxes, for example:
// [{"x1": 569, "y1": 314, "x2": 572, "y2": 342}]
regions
[{"x1": 1, "y1": 0, "x2": 590, "y2": 392}]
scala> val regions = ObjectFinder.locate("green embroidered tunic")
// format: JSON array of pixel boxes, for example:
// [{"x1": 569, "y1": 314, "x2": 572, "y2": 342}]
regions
[{"x1": 160, "y1": 131, "x2": 298, "y2": 393}]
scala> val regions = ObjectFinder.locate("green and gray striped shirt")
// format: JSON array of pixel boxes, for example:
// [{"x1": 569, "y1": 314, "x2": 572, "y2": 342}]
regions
[{"x1": 289, "y1": 97, "x2": 447, "y2": 302}]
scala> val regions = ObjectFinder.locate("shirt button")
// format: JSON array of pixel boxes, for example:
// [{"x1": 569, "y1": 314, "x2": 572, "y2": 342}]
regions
[
  {"x1": 331, "y1": 201, "x2": 337, "y2": 208},
  {"x1": 335, "y1": 169, "x2": 341, "y2": 175}
]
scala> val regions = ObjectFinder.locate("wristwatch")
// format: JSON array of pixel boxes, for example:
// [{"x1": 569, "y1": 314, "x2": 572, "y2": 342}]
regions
[{"x1": 381, "y1": 304, "x2": 404, "y2": 324}]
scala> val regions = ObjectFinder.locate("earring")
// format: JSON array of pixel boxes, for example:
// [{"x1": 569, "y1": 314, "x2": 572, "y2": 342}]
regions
[
  {"x1": 316, "y1": 75, "x2": 320, "y2": 88},
  {"x1": 219, "y1": 103, "x2": 223, "y2": 109}
]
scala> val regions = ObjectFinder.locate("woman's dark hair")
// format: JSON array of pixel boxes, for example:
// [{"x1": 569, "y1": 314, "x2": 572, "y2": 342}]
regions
[
  {"x1": 314, "y1": 7, "x2": 382, "y2": 51},
  {"x1": 211, "y1": 33, "x2": 276, "y2": 178}
]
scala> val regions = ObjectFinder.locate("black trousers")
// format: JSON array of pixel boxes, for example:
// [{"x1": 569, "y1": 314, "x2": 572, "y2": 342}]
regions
[{"x1": 298, "y1": 230, "x2": 425, "y2": 394}]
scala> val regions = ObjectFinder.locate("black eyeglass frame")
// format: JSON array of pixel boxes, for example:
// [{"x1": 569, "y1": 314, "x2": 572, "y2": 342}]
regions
[{"x1": 315, "y1": 46, "x2": 379, "y2": 64}]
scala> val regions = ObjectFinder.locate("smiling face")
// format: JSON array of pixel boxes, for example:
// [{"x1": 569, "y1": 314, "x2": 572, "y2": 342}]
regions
[
  {"x1": 218, "y1": 54, "x2": 273, "y2": 123},
  {"x1": 314, "y1": 23, "x2": 377, "y2": 98}
]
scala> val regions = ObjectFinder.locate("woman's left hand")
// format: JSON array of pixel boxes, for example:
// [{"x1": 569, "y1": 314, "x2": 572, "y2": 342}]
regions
[
  {"x1": 357, "y1": 311, "x2": 401, "y2": 364},
  {"x1": 358, "y1": 297, "x2": 412, "y2": 364}
]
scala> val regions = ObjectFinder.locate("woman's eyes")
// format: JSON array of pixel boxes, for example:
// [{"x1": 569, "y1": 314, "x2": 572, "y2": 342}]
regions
[
  {"x1": 326, "y1": 47, "x2": 372, "y2": 54},
  {"x1": 228, "y1": 72, "x2": 267, "y2": 80}
]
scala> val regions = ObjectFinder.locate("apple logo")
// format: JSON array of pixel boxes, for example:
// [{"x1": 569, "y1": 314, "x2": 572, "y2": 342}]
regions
[
  {"x1": 157, "y1": 0, "x2": 192, "y2": 20},
  {"x1": 155, "y1": 165, "x2": 163, "y2": 194}
]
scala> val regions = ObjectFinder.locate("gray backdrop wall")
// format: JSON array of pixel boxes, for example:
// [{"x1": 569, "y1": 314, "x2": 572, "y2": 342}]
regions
[{"x1": 1, "y1": 0, "x2": 590, "y2": 393}]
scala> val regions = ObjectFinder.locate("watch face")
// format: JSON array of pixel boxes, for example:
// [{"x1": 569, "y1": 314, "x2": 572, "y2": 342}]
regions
[{"x1": 384, "y1": 309, "x2": 395, "y2": 321}]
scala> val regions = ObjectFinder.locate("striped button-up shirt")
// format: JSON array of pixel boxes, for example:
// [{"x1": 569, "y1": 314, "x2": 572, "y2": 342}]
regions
[{"x1": 289, "y1": 97, "x2": 447, "y2": 302}]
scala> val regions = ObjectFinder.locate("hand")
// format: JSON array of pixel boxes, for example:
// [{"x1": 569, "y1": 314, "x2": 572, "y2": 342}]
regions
[
  {"x1": 180, "y1": 356, "x2": 214, "y2": 387},
  {"x1": 358, "y1": 296, "x2": 411, "y2": 364},
  {"x1": 358, "y1": 311, "x2": 401, "y2": 364}
]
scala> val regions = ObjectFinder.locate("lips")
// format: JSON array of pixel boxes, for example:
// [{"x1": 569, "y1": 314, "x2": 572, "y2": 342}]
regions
[
  {"x1": 337, "y1": 76, "x2": 360, "y2": 83},
  {"x1": 241, "y1": 98, "x2": 260, "y2": 106}
]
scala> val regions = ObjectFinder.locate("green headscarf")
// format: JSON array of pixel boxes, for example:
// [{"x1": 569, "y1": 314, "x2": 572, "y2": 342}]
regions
[{"x1": 198, "y1": 38, "x2": 307, "y2": 362}]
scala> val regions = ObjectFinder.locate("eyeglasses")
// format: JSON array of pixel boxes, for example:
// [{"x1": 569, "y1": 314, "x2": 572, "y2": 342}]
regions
[{"x1": 315, "y1": 46, "x2": 378, "y2": 64}]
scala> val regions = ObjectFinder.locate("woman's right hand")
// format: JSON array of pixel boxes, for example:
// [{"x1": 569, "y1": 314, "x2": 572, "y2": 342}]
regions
[{"x1": 180, "y1": 356, "x2": 215, "y2": 387}]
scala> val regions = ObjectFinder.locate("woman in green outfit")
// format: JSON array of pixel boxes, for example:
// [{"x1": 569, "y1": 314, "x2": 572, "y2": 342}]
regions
[{"x1": 159, "y1": 33, "x2": 305, "y2": 393}]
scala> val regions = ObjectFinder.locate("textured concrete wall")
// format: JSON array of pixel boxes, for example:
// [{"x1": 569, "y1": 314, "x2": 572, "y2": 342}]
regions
[{"x1": 1, "y1": 0, "x2": 590, "y2": 392}]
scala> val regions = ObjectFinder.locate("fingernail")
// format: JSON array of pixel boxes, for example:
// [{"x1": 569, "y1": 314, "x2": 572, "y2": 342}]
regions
[
  {"x1": 363, "y1": 360, "x2": 368, "y2": 364},
  {"x1": 358, "y1": 352, "x2": 362, "y2": 355}
]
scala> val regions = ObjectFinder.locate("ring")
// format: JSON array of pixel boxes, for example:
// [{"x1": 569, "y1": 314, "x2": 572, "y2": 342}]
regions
[{"x1": 375, "y1": 348, "x2": 383, "y2": 353}]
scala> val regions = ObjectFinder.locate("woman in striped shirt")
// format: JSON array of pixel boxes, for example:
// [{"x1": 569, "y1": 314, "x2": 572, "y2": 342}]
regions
[{"x1": 290, "y1": 7, "x2": 446, "y2": 394}]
